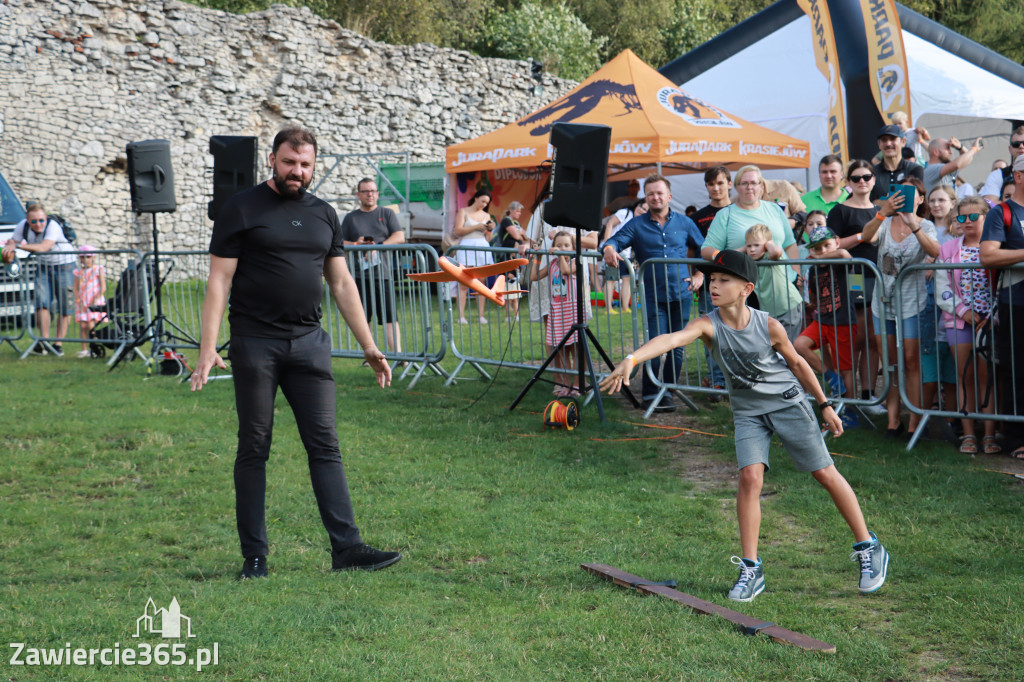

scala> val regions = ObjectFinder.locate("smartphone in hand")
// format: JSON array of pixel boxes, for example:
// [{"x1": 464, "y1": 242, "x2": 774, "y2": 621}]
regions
[{"x1": 889, "y1": 184, "x2": 916, "y2": 213}]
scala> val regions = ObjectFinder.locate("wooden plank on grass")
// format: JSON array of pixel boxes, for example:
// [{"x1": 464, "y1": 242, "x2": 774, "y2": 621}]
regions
[{"x1": 581, "y1": 563, "x2": 836, "y2": 653}]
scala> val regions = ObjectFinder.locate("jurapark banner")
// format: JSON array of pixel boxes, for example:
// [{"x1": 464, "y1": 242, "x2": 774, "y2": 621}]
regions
[
  {"x1": 859, "y1": 0, "x2": 912, "y2": 125},
  {"x1": 796, "y1": 0, "x2": 849, "y2": 161}
]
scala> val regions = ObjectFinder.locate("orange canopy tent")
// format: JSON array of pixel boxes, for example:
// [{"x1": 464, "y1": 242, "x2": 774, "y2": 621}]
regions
[{"x1": 445, "y1": 49, "x2": 811, "y2": 180}]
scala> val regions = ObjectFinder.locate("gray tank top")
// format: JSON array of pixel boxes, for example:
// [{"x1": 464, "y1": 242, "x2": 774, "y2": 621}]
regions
[{"x1": 708, "y1": 307, "x2": 804, "y2": 416}]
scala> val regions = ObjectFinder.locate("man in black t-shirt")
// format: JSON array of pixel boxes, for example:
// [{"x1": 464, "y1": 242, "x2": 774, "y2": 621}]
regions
[
  {"x1": 690, "y1": 165, "x2": 732, "y2": 238},
  {"x1": 690, "y1": 166, "x2": 732, "y2": 393},
  {"x1": 341, "y1": 177, "x2": 404, "y2": 354},
  {"x1": 871, "y1": 124, "x2": 924, "y2": 202},
  {"x1": 191, "y1": 126, "x2": 401, "y2": 578}
]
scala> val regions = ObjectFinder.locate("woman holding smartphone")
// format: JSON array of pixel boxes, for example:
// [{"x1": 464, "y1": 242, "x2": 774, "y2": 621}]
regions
[
  {"x1": 452, "y1": 190, "x2": 496, "y2": 324},
  {"x1": 860, "y1": 176, "x2": 940, "y2": 438}
]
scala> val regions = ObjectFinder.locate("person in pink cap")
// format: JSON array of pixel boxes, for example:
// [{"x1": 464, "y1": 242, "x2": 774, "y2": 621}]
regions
[{"x1": 73, "y1": 245, "x2": 106, "y2": 358}]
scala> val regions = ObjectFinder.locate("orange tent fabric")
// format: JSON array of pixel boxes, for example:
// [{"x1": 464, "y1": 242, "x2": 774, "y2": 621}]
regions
[{"x1": 446, "y1": 49, "x2": 810, "y2": 178}]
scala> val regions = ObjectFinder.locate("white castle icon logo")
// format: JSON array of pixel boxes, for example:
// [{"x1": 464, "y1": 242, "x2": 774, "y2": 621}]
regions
[{"x1": 133, "y1": 597, "x2": 195, "y2": 639}]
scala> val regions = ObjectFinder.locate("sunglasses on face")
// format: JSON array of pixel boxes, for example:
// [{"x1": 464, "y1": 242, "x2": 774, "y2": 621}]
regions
[
  {"x1": 1010, "y1": 140, "x2": 1024, "y2": 148},
  {"x1": 955, "y1": 213, "x2": 981, "y2": 223},
  {"x1": 849, "y1": 174, "x2": 874, "y2": 183}
]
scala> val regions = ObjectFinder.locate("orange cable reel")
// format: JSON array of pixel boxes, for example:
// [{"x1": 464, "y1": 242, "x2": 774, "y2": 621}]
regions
[{"x1": 543, "y1": 398, "x2": 581, "y2": 431}]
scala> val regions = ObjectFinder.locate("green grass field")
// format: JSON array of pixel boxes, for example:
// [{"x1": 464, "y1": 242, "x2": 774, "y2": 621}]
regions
[{"x1": 1, "y1": 345, "x2": 1022, "y2": 680}]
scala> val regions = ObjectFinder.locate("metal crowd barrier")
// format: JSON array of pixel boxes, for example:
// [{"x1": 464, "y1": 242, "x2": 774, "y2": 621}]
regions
[
  {"x1": 439, "y1": 243, "x2": 641, "y2": 395},
  {"x1": 139, "y1": 249, "x2": 209, "y2": 357},
  {"x1": 0, "y1": 255, "x2": 35, "y2": 352},
  {"x1": 635, "y1": 257, "x2": 891, "y2": 420},
  {"x1": 893, "y1": 261, "x2": 1024, "y2": 451},
  {"x1": 16, "y1": 249, "x2": 147, "y2": 362},
  {"x1": 327, "y1": 243, "x2": 447, "y2": 388}
]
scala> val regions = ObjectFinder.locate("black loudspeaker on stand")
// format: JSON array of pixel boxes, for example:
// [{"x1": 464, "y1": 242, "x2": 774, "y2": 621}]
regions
[
  {"x1": 509, "y1": 123, "x2": 638, "y2": 421},
  {"x1": 112, "y1": 140, "x2": 197, "y2": 371},
  {"x1": 208, "y1": 135, "x2": 257, "y2": 221}
]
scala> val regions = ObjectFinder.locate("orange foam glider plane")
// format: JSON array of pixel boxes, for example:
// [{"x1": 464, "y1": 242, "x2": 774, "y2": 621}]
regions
[{"x1": 407, "y1": 257, "x2": 528, "y2": 307}]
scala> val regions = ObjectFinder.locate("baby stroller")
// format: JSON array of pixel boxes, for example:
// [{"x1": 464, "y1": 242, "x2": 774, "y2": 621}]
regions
[{"x1": 89, "y1": 260, "x2": 156, "y2": 364}]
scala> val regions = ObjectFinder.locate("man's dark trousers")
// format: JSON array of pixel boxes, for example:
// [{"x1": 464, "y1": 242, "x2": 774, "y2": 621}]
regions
[
  {"x1": 642, "y1": 290, "x2": 689, "y2": 402},
  {"x1": 229, "y1": 328, "x2": 362, "y2": 558}
]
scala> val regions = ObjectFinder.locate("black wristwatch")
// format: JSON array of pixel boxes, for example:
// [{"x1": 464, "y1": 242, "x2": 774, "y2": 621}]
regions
[{"x1": 818, "y1": 400, "x2": 833, "y2": 412}]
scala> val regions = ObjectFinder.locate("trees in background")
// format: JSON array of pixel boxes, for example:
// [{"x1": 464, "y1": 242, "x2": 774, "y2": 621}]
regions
[{"x1": 186, "y1": 0, "x2": 1023, "y2": 78}]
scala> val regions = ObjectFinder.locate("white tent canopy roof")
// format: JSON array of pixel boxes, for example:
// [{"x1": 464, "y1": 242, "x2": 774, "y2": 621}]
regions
[{"x1": 658, "y1": 1, "x2": 1024, "y2": 209}]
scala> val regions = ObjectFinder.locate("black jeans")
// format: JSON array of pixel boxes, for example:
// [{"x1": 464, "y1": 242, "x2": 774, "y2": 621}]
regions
[
  {"x1": 229, "y1": 328, "x2": 361, "y2": 558},
  {"x1": 997, "y1": 301, "x2": 1024, "y2": 451}
]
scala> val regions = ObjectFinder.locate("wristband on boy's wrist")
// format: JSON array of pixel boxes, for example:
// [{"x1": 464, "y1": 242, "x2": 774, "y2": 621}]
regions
[
  {"x1": 624, "y1": 354, "x2": 635, "y2": 372},
  {"x1": 818, "y1": 400, "x2": 833, "y2": 412}
]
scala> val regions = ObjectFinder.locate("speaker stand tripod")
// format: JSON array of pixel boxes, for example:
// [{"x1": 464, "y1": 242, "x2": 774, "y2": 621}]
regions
[
  {"x1": 509, "y1": 235, "x2": 639, "y2": 421},
  {"x1": 110, "y1": 213, "x2": 197, "y2": 372}
]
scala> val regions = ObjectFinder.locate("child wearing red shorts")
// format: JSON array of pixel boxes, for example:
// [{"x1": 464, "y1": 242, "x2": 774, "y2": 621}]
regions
[{"x1": 794, "y1": 226, "x2": 860, "y2": 429}]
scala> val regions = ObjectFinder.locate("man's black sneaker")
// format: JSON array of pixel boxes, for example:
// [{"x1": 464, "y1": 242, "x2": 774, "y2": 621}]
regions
[
  {"x1": 332, "y1": 544, "x2": 402, "y2": 572},
  {"x1": 653, "y1": 397, "x2": 676, "y2": 412},
  {"x1": 642, "y1": 397, "x2": 677, "y2": 413},
  {"x1": 240, "y1": 555, "x2": 268, "y2": 579}
]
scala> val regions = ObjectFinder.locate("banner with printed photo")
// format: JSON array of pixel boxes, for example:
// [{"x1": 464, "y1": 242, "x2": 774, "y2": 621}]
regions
[
  {"x1": 446, "y1": 168, "x2": 551, "y2": 245},
  {"x1": 796, "y1": 0, "x2": 849, "y2": 161},
  {"x1": 859, "y1": 0, "x2": 912, "y2": 125}
]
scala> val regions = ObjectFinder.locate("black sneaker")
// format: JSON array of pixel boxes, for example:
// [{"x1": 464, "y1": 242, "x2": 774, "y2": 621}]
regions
[
  {"x1": 239, "y1": 555, "x2": 268, "y2": 579},
  {"x1": 653, "y1": 397, "x2": 676, "y2": 413},
  {"x1": 332, "y1": 544, "x2": 402, "y2": 572},
  {"x1": 51, "y1": 343, "x2": 64, "y2": 357},
  {"x1": 29, "y1": 345, "x2": 46, "y2": 355}
]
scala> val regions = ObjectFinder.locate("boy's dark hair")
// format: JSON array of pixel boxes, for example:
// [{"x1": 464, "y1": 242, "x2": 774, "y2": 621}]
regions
[
  {"x1": 704, "y1": 165, "x2": 730, "y2": 184},
  {"x1": 272, "y1": 126, "x2": 318, "y2": 156}
]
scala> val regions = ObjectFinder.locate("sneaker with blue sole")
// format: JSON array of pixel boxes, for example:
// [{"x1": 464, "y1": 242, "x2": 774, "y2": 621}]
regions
[
  {"x1": 841, "y1": 411, "x2": 860, "y2": 429},
  {"x1": 850, "y1": 532, "x2": 889, "y2": 593},
  {"x1": 824, "y1": 370, "x2": 845, "y2": 398},
  {"x1": 727, "y1": 556, "x2": 765, "y2": 602}
]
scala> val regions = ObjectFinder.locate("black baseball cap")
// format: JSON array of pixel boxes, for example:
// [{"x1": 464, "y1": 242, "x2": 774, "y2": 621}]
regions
[
  {"x1": 877, "y1": 124, "x2": 902, "y2": 139},
  {"x1": 698, "y1": 249, "x2": 757, "y2": 284}
]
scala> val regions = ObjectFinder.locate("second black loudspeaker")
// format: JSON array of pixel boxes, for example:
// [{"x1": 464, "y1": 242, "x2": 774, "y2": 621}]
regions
[
  {"x1": 126, "y1": 139, "x2": 176, "y2": 213},
  {"x1": 208, "y1": 135, "x2": 258, "y2": 220},
  {"x1": 543, "y1": 123, "x2": 611, "y2": 231}
]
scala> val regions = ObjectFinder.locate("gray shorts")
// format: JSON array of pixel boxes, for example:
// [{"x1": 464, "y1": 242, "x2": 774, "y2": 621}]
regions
[{"x1": 734, "y1": 402, "x2": 834, "y2": 473}]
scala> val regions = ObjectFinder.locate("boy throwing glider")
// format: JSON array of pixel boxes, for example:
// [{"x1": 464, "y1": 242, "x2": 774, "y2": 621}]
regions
[{"x1": 600, "y1": 250, "x2": 888, "y2": 602}]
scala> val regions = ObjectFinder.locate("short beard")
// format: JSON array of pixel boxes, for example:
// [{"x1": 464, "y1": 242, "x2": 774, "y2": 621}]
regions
[{"x1": 272, "y1": 168, "x2": 310, "y2": 199}]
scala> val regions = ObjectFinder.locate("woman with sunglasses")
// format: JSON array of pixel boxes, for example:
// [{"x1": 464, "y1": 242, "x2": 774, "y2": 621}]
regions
[
  {"x1": 936, "y1": 197, "x2": 998, "y2": 454},
  {"x1": 826, "y1": 161, "x2": 884, "y2": 414},
  {"x1": 861, "y1": 176, "x2": 940, "y2": 439}
]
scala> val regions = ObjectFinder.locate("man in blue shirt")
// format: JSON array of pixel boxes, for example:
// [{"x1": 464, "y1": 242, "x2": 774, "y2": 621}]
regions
[{"x1": 602, "y1": 173, "x2": 704, "y2": 412}]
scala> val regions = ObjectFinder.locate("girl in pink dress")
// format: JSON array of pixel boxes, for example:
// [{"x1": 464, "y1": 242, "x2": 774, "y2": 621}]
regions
[
  {"x1": 530, "y1": 231, "x2": 578, "y2": 396},
  {"x1": 73, "y1": 245, "x2": 106, "y2": 358}
]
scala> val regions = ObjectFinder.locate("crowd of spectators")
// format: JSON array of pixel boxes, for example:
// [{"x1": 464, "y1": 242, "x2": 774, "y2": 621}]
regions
[{"x1": 593, "y1": 122, "x2": 1024, "y2": 456}]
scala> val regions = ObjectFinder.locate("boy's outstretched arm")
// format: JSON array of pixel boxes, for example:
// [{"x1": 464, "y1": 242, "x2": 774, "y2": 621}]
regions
[
  {"x1": 768, "y1": 318, "x2": 842, "y2": 436},
  {"x1": 600, "y1": 317, "x2": 712, "y2": 394}
]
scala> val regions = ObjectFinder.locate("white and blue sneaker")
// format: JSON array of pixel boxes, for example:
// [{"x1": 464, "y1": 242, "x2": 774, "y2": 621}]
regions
[
  {"x1": 727, "y1": 556, "x2": 765, "y2": 602},
  {"x1": 850, "y1": 532, "x2": 889, "y2": 593},
  {"x1": 841, "y1": 410, "x2": 860, "y2": 430},
  {"x1": 824, "y1": 370, "x2": 846, "y2": 398}
]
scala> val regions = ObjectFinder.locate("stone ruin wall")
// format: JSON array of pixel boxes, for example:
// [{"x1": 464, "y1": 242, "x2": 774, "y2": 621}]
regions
[{"x1": 0, "y1": 0, "x2": 573, "y2": 252}]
